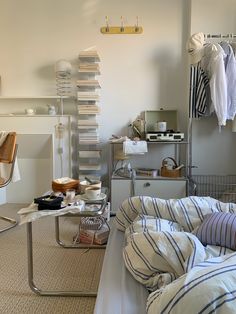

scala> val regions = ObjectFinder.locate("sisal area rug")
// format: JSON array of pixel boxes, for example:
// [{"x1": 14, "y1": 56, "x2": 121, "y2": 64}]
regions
[{"x1": 0, "y1": 204, "x2": 104, "y2": 314}]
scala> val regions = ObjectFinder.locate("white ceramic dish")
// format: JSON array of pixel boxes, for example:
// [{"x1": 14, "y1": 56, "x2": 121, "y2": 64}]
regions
[
  {"x1": 79, "y1": 192, "x2": 106, "y2": 201},
  {"x1": 79, "y1": 180, "x2": 102, "y2": 193}
]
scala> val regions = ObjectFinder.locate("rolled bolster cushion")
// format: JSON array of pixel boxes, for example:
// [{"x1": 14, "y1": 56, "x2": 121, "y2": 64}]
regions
[{"x1": 194, "y1": 212, "x2": 236, "y2": 250}]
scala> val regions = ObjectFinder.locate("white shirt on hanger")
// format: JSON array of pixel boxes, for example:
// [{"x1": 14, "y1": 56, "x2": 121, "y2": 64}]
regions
[{"x1": 200, "y1": 43, "x2": 227, "y2": 127}]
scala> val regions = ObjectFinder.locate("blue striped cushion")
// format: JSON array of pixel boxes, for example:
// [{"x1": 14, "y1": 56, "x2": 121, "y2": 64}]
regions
[{"x1": 195, "y1": 212, "x2": 236, "y2": 250}]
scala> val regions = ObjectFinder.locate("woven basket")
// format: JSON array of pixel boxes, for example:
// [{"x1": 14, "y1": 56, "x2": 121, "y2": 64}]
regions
[
  {"x1": 160, "y1": 157, "x2": 181, "y2": 178},
  {"x1": 52, "y1": 179, "x2": 79, "y2": 193}
]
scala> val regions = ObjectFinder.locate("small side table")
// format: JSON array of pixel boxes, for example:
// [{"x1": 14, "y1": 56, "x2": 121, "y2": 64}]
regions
[{"x1": 26, "y1": 188, "x2": 109, "y2": 297}]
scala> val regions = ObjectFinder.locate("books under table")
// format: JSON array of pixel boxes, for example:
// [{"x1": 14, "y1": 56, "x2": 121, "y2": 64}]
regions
[{"x1": 73, "y1": 221, "x2": 109, "y2": 245}]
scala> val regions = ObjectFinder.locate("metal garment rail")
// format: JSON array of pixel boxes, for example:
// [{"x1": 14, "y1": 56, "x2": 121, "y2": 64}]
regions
[{"x1": 204, "y1": 33, "x2": 236, "y2": 39}]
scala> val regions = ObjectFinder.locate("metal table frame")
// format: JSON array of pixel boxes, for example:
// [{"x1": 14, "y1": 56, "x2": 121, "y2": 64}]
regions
[{"x1": 26, "y1": 194, "x2": 108, "y2": 297}]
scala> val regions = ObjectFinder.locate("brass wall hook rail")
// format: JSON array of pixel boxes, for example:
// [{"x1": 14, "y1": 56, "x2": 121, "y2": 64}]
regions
[{"x1": 100, "y1": 16, "x2": 143, "y2": 34}]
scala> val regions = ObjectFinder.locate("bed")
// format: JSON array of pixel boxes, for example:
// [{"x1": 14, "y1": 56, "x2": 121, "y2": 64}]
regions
[{"x1": 95, "y1": 195, "x2": 236, "y2": 314}]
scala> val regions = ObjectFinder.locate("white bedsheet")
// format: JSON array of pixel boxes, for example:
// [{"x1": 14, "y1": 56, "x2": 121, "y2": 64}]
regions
[
  {"x1": 147, "y1": 252, "x2": 236, "y2": 314},
  {"x1": 94, "y1": 221, "x2": 148, "y2": 314},
  {"x1": 115, "y1": 196, "x2": 236, "y2": 314}
]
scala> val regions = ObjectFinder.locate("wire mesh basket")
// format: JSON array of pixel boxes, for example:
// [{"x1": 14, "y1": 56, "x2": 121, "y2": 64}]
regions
[
  {"x1": 80, "y1": 217, "x2": 104, "y2": 230},
  {"x1": 191, "y1": 175, "x2": 236, "y2": 203}
]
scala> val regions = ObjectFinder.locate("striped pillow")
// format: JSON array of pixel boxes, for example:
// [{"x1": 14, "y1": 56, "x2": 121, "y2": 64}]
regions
[{"x1": 195, "y1": 212, "x2": 236, "y2": 250}]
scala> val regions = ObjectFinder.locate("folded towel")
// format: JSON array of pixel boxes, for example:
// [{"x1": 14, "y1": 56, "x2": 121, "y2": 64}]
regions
[{"x1": 123, "y1": 140, "x2": 148, "y2": 155}]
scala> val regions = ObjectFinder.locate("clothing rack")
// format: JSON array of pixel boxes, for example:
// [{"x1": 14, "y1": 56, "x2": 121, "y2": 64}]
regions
[{"x1": 204, "y1": 33, "x2": 236, "y2": 39}]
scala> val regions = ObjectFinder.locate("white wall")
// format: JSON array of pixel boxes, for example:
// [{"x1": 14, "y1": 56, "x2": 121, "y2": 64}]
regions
[
  {"x1": 0, "y1": 0, "x2": 190, "y2": 187},
  {"x1": 190, "y1": 0, "x2": 236, "y2": 175},
  {"x1": 0, "y1": 115, "x2": 72, "y2": 202},
  {"x1": 4, "y1": 0, "x2": 235, "y2": 194}
]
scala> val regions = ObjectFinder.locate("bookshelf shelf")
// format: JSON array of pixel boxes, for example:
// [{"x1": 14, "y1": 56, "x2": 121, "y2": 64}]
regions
[
  {"x1": 77, "y1": 50, "x2": 102, "y2": 179},
  {"x1": 0, "y1": 96, "x2": 71, "y2": 99}
]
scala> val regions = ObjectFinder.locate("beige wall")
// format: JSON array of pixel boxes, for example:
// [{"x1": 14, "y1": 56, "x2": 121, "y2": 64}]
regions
[
  {"x1": 0, "y1": 0, "x2": 190, "y2": 182},
  {"x1": 0, "y1": 0, "x2": 190, "y2": 124},
  {"x1": 2, "y1": 0, "x2": 235, "y2": 191}
]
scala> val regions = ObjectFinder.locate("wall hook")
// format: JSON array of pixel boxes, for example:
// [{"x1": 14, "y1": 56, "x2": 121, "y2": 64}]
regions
[
  {"x1": 100, "y1": 16, "x2": 143, "y2": 34},
  {"x1": 135, "y1": 16, "x2": 139, "y2": 32},
  {"x1": 120, "y1": 16, "x2": 124, "y2": 32},
  {"x1": 105, "y1": 15, "x2": 109, "y2": 33}
]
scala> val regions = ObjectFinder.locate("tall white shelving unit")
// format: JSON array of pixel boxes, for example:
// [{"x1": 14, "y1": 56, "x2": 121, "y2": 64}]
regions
[{"x1": 77, "y1": 50, "x2": 101, "y2": 180}]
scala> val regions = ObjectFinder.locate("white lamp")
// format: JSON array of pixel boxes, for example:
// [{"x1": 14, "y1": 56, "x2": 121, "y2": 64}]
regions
[{"x1": 55, "y1": 59, "x2": 72, "y2": 115}]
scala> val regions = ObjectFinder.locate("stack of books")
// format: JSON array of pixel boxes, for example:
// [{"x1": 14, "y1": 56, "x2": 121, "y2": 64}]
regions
[
  {"x1": 78, "y1": 105, "x2": 100, "y2": 114},
  {"x1": 78, "y1": 62, "x2": 100, "y2": 73},
  {"x1": 77, "y1": 91, "x2": 100, "y2": 101},
  {"x1": 73, "y1": 224, "x2": 109, "y2": 245},
  {"x1": 79, "y1": 150, "x2": 101, "y2": 158},
  {"x1": 79, "y1": 50, "x2": 99, "y2": 58},
  {"x1": 77, "y1": 80, "x2": 101, "y2": 88},
  {"x1": 78, "y1": 119, "x2": 98, "y2": 129},
  {"x1": 79, "y1": 50, "x2": 100, "y2": 61},
  {"x1": 79, "y1": 163, "x2": 101, "y2": 171},
  {"x1": 79, "y1": 131, "x2": 99, "y2": 144}
]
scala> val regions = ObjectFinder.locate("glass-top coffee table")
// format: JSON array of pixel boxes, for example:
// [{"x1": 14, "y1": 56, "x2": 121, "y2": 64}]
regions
[{"x1": 26, "y1": 187, "x2": 109, "y2": 297}]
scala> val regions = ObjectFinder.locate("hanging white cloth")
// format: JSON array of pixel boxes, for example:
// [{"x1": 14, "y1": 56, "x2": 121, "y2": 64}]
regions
[
  {"x1": 123, "y1": 140, "x2": 148, "y2": 155},
  {"x1": 200, "y1": 43, "x2": 228, "y2": 127}
]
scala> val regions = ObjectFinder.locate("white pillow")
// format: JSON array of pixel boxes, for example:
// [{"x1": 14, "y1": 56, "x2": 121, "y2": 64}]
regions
[{"x1": 125, "y1": 214, "x2": 184, "y2": 242}]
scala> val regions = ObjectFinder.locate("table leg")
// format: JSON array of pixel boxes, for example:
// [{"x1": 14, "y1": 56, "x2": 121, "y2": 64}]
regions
[{"x1": 26, "y1": 222, "x2": 97, "y2": 296}]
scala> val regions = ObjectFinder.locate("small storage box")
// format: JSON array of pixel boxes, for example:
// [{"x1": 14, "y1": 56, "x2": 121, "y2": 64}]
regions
[{"x1": 52, "y1": 178, "x2": 79, "y2": 193}]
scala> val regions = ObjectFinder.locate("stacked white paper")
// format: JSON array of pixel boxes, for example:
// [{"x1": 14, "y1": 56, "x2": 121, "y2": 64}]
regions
[
  {"x1": 77, "y1": 80, "x2": 101, "y2": 88},
  {"x1": 79, "y1": 150, "x2": 101, "y2": 158},
  {"x1": 78, "y1": 105, "x2": 100, "y2": 114}
]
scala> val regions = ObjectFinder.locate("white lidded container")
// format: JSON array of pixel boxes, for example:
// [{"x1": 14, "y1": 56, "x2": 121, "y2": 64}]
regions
[{"x1": 155, "y1": 121, "x2": 167, "y2": 132}]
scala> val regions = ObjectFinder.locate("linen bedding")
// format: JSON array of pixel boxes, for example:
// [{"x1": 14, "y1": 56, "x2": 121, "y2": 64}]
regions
[{"x1": 116, "y1": 196, "x2": 236, "y2": 314}]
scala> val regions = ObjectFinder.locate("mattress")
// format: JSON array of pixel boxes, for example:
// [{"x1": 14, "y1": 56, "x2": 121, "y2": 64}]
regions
[{"x1": 94, "y1": 221, "x2": 148, "y2": 314}]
